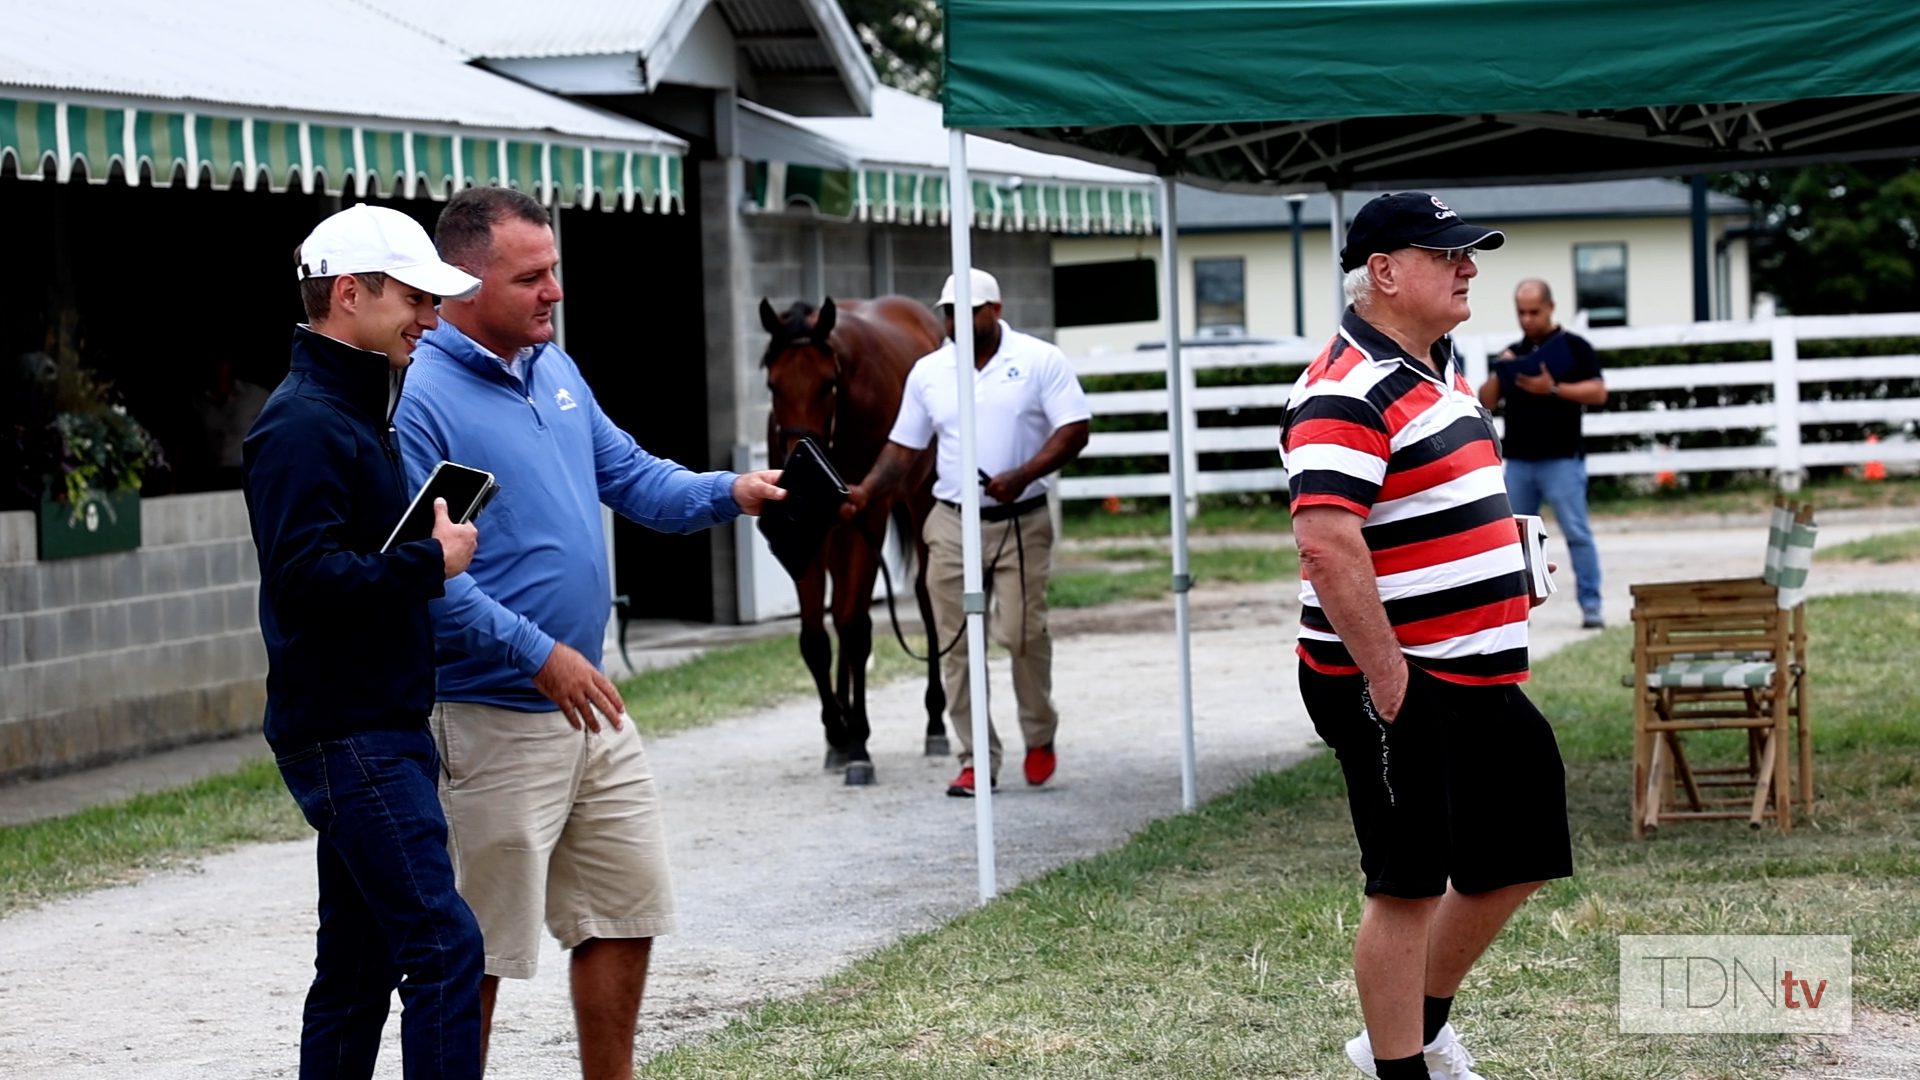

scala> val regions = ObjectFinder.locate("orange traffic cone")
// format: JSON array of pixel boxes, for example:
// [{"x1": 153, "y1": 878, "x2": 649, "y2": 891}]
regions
[{"x1": 1864, "y1": 434, "x2": 1887, "y2": 482}]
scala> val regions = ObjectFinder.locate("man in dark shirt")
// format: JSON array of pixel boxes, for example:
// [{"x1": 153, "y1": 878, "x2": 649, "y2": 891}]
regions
[
  {"x1": 244, "y1": 204, "x2": 486, "y2": 1078},
  {"x1": 1477, "y1": 278, "x2": 1608, "y2": 628}
]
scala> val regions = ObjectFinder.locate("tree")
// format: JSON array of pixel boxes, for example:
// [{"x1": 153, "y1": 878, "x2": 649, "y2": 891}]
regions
[
  {"x1": 836, "y1": 0, "x2": 942, "y2": 96},
  {"x1": 1713, "y1": 162, "x2": 1920, "y2": 315}
]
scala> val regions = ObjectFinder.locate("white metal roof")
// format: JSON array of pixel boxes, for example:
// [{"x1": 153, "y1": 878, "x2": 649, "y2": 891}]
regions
[
  {"x1": 363, "y1": 0, "x2": 684, "y2": 62},
  {"x1": 0, "y1": 0, "x2": 685, "y2": 150},
  {"x1": 365, "y1": 0, "x2": 873, "y2": 117},
  {"x1": 748, "y1": 87, "x2": 1151, "y2": 186}
]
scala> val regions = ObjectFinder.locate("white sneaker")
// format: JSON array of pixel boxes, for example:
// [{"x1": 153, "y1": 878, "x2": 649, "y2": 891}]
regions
[{"x1": 1343, "y1": 1023, "x2": 1486, "y2": 1080}]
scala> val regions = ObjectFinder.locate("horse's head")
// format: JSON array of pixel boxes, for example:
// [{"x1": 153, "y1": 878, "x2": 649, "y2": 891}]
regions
[{"x1": 760, "y1": 296, "x2": 840, "y2": 464}]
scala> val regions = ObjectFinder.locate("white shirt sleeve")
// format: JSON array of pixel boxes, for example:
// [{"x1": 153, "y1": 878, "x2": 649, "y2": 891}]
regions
[
  {"x1": 1037, "y1": 345, "x2": 1092, "y2": 429},
  {"x1": 888, "y1": 356, "x2": 936, "y2": 450}
]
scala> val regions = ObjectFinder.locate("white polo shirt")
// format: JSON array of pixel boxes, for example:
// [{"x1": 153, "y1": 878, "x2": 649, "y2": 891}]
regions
[{"x1": 890, "y1": 321, "x2": 1092, "y2": 505}]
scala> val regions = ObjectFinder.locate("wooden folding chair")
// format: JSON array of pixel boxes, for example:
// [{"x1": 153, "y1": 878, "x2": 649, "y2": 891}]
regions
[
  {"x1": 1627, "y1": 495, "x2": 1799, "y2": 605},
  {"x1": 1627, "y1": 499, "x2": 1814, "y2": 804},
  {"x1": 1629, "y1": 508, "x2": 1816, "y2": 837}
]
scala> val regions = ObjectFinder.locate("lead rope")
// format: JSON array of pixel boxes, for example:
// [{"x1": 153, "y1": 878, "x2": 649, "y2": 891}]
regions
[{"x1": 862, "y1": 507, "x2": 1023, "y2": 664}]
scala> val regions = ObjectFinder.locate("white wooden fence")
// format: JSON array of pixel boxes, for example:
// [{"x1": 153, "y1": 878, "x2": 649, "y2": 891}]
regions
[{"x1": 1063, "y1": 311, "x2": 1920, "y2": 502}]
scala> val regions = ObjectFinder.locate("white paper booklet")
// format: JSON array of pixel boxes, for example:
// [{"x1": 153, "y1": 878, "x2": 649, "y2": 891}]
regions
[{"x1": 1514, "y1": 513, "x2": 1557, "y2": 603}]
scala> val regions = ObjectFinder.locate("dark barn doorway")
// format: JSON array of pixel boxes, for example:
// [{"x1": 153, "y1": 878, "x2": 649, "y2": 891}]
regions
[{"x1": 555, "y1": 190, "x2": 715, "y2": 623}]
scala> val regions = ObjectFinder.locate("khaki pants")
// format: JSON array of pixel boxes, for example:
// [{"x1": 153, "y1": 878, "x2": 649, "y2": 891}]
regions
[
  {"x1": 924, "y1": 500, "x2": 1059, "y2": 776},
  {"x1": 430, "y1": 702, "x2": 676, "y2": 979}
]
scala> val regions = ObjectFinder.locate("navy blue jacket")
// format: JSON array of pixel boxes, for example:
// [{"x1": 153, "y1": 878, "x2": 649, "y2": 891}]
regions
[{"x1": 243, "y1": 327, "x2": 447, "y2": 751}]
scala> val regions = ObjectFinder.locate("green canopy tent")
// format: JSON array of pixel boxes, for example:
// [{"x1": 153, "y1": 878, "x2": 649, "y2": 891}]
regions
[
  {"x1": 946, "y1": 0, "x2": 1920, "y2": 190},
  {"x1": 935, "y1": 0, "x2": 1920, "y2": 899}
]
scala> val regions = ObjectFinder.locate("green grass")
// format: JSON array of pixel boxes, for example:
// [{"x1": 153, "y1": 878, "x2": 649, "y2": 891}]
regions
[
  {"x1": 0, "y1": 539, "x2": 1291, "y2": 918},
  {"x1": 1062, "y1": 502, "x2": 1294, "y2": 541},
  {"x1": 613, "y1": 632, "x2": 927, "y2": 739},
  {"x1": 0, "y1": 758, "x2": 305, "y2": 918},
  {"x1": 640, "y1": 592, "x2": 1920, "y2": 1079},
  {"x1": 1591, "y1": 474, "x2": 1920, "y2": 520},
  {"x1": 0, "y1": 633, "x2": 938, "y2": 918},
  {"x1": 1818, "y1": 527, "x2": 1920, "y2": 564},
  {"x1": 1060, "y1": 474, "x2": 1920, "y2": 543},
  {"x1": 1049, "y1": 545, "x2": 1299, "y2": 609}
]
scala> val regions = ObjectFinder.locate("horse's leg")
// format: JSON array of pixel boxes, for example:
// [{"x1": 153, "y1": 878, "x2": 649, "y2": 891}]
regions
[
  {"x1": 831, "y1": 523, "x2": 881, "y2": 786},
  {"x1": 908, "y1": 485, "x2": 948, "y2": 756},
  {"x1": 796, "y1": 560, "x2": 846, "y2": 768}
]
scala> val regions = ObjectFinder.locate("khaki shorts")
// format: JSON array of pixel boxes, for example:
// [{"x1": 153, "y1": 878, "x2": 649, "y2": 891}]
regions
[{"x1": 431, "y1": 701, "x2": 677, "y2": 979}]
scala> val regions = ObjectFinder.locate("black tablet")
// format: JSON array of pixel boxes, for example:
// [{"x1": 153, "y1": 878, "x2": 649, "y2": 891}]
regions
[
  {"x1": 382, "y1": 461, "x2": 497, "y2": 552},
  {"x1": 757, "y1": 438, "x2": 849, "y2": 580}
]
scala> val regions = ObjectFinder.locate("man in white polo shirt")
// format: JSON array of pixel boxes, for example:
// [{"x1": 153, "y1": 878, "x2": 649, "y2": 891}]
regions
[{"x1": 842, "y1": 269, "x2": 1090, "y2": 796}]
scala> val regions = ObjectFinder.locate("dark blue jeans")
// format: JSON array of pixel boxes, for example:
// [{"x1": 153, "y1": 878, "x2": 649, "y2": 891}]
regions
[
  {"x1": 276, "y1": 728, "x2": 483, "y2": 1080},
  {"x1": 1506, "y1": 456, "x2": 1604, "y2": 618}
]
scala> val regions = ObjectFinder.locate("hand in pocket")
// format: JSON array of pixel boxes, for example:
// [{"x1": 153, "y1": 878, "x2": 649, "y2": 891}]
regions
[{"x1": 1364, "y1": 662, "x2": 1411, "y2": 723}]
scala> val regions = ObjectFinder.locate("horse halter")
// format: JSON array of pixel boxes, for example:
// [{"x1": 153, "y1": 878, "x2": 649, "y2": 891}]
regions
[{"x1": 770, "y1": 345, "x2": 842, "y2": 455}]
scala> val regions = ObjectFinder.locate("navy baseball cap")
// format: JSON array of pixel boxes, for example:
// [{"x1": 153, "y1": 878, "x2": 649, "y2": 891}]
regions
[{"x1": 1339, "y1": 192, "x2": 1506, "y2": 272}]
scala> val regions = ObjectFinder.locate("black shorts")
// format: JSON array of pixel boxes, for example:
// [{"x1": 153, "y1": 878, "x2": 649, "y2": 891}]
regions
[{"x1": 1299, "y1": 659, "x2": 1574, "y2": 899}]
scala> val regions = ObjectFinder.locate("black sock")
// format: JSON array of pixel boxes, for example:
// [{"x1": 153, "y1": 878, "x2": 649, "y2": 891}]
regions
[
  {"x1": 1374, "y1": 1052, "x2": 1429, "y2": 1080},
  {"x1": 1423, "y1": 994, "x2": 1454, "y2": 1045}
]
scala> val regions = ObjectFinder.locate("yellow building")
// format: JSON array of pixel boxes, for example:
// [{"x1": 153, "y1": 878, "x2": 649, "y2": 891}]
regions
[{"x1": 1054, "y1": 180, "x2": 1753, "y2": 357}]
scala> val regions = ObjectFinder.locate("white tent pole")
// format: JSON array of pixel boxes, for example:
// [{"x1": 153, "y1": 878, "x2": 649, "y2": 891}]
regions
[
  {"x1": 1160, "y1": 175, "x2": 1199, "y2": 812},
  {"x1": 1329, "y1": 190, "x2": 1346, "y2": 326},
  {"x1": 947, "y1": 129, "x2": 996, "y2": 903}
]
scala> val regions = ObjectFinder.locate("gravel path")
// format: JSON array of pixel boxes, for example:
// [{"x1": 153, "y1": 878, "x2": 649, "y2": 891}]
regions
[{"x1": 0, "y1": 518, "x2": 1914, "y2": 1079}]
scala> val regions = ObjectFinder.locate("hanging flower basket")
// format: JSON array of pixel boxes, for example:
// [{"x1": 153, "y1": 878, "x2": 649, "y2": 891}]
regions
[
  {"x1": 38, "y1": 483, "x2": 142, "y2": 559},
  {"x1": 34, "y1": 409, "x2": 161, "y2": 560}
]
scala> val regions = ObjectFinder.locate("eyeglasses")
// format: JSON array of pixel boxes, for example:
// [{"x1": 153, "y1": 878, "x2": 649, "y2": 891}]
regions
[{"x1": 1421, "y1": 247, "x2": 1478, "y2": 264}]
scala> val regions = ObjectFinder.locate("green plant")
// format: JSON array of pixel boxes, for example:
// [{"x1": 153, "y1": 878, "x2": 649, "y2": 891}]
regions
[
  {"x1": 51, "y1": 405, "x2": 161, "y2": 505},
  {"x1": 4, "y1": 321, "x2": 165, "y2": 507}
]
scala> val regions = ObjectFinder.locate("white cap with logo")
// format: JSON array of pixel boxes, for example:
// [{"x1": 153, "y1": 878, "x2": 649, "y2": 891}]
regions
[
  {"x1": 937, "y1": 267, "x2": 1002, "y2": 308},
  {"x1": 296, "y1": 205, "x2": 480, "y2": 299}
]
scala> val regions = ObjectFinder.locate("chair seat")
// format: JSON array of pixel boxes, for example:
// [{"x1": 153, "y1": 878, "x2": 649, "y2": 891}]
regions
[{"x1": 1647, "y1": 659, "x2": 1778, "y2": 688}]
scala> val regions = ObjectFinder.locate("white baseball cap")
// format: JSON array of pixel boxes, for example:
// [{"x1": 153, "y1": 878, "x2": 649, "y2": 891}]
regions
[
  {"x1": 295, "y1": 204, "x2": 480, "y2": 299},
  {"x1": 936, "y1": 268, "x2": 1002, "y2": 308}
]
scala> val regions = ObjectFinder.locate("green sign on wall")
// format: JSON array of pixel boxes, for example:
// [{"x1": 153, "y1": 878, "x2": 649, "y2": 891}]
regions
[{"x1": 38, "y1": 489, "x2": 141, "y2": 560}]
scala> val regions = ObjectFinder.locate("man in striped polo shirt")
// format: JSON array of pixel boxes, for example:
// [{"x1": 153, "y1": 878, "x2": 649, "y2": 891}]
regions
[{"x1": 1280, "y1": 192, "x2": 1574, "y2": 1080}]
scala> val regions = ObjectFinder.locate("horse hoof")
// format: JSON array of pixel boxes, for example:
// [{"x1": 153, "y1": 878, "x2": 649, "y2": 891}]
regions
[
  {"x1": 824, "y1": 748, "x2": 851, "y2": 770},
  {"x1": 844, "y1": 761, "x2": 876, "y2": 786},
  {"x1": 924, "y1": 735, "x2": 951, "y2": 757}
]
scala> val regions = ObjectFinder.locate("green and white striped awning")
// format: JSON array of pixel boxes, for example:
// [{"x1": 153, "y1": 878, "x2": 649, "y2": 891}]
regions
[
  {"x1": 746, "y1": 161, "x2": 1154, "y2": 235},
  {"x1": 0, "y1": 96, "x2": 683, "y2": 213}
]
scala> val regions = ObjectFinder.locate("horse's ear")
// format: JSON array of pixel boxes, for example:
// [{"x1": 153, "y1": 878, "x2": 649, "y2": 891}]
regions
[
  {"x1": 759, "y1": 298, "x2": 782, "y2": 338},
  {"x1": 813, "y1": 297, "x2": 837, "y2": 343}
]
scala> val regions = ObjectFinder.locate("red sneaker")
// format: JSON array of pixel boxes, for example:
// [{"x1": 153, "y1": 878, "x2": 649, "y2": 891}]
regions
[
  {"x1": 1024, "y1": 744, "x2": 1057, "y2": 786},
  {"x1": 945, "y1": 767, "x2": 998, "y2": 797}
]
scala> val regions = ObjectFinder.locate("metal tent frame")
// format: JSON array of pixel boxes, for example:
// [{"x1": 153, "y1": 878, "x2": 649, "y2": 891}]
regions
[{"x1": 938, "y1": 0, "x2": 1920, "y2": 902}]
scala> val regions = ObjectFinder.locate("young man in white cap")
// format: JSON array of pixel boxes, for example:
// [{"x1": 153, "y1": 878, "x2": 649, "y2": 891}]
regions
[
  {"x1": 843, "y1": 268, "x2": 1090, "y2": 796},
  {"x1": 1279, "y1": 191, "x2": 1573, "y2": 1080},
  {"x1": 243, "y1": 203, "x2": 487, "y2": 1079}
]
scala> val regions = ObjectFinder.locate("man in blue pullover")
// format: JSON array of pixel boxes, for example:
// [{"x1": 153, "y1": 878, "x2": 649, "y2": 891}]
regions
[
  {"x1": 394, "y1": 187, "x2": 784, "y2": 1079},
  {"x1": 245, "y1": 204, "x2": 485, "y2": 1079}
]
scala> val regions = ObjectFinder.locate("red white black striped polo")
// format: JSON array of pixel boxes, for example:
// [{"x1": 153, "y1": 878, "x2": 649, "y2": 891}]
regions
[{"x1": 1280, "y1": 309, "x2": 1530, "y2": 685}]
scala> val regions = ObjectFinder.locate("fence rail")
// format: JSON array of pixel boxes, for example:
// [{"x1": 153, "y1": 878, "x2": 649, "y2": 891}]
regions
[{"x1": 1062, "y1": 311, "x2": 1920, "y2": 502}]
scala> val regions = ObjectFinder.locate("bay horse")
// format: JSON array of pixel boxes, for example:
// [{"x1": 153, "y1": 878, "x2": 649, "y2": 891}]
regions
[{"x1": 759, "y1": 295, "x2": 948, "y2": 786}]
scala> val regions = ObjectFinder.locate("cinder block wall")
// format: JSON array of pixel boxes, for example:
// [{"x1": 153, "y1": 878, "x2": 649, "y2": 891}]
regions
[{"x1": 0, "y1": 492, "x2": 266, "y2": 782}]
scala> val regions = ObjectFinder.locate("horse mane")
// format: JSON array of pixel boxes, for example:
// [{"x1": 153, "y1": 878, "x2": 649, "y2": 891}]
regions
[{"x1": 760, "y1": 302, "x2": 820, "y2": 367}]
